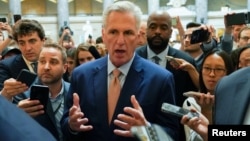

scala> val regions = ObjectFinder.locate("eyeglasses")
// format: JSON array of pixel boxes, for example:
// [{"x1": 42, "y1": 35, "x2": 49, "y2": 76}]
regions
[
  {"x1": 240, "y1": 36, "x2": 250, "y2": 41},
  {"x1": 202, "y1": 67, "x2": 226, "y2": 75},
  {"x1": 183, "y1": 34, "x2": 191, "y2": 39}
]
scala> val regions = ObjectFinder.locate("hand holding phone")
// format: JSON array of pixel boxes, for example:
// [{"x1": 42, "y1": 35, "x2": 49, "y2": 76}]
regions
[
  {"x1": 16, "y1": 69, "x2": 37, "y2": 87},
  {"x1": 166, "y1": 55, "x2": 180, "y2": 67},
  {"x1": 30, "y1": 85, "x2": 49, "y2": 111},
  {"x1": 161, "y1": 103, "x2": 199, "y2": 119}
]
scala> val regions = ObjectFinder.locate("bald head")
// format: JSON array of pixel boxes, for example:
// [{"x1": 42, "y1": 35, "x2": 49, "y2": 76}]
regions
[{"x1": 148, "y1": 11, "x2": 172, "y2": 27}]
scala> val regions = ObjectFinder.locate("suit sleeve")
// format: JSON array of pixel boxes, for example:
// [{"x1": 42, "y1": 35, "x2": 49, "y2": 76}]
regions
[{"x1": 0, "y1": 61, "x2": 12, "y2": 90}]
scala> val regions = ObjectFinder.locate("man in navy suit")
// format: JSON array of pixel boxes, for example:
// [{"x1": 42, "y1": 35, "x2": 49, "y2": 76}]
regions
[
  {"x1": 61, "y1": 1, "x2": 179, "y2": 141},
  {"x1": 0, "y1": 95, "x2": 56, "y2": 141},
  {"x1": 0, "y1": 19, "x2": 45, "y2": 100},
  {"x1": 214, "y1": 66, "x2": 250, "y2": 124}
]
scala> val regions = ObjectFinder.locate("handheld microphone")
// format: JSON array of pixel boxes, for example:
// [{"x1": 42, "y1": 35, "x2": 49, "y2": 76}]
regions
[{"x1": 88, "y1": 46, "x2": 101, "y2": 59}]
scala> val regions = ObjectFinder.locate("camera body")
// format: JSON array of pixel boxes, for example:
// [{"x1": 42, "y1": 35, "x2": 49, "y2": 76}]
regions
[{"x1": 226, "y1": 12, "x2": 250, "y2": 26}]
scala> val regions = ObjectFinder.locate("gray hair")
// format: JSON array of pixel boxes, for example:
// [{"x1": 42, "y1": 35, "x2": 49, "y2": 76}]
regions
[{"x1": 102, "y1": 1, "x2": 142, "y2": 30}]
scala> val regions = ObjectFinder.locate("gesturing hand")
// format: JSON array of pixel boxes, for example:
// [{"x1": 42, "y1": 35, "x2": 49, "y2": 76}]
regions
[
  {"x1": 114, "y1": 95, "x2": 148, "y2": 137},
  {"x1": 68, "y1": 93, "x2": 93, "y2": 132}
]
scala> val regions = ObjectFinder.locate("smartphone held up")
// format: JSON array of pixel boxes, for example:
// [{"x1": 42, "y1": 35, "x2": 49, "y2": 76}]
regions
[
  {"x1": 171, "y1": 17, "x2": 177, "y2": 26},
  {"x1": 166, "y1": 55, "x2": 180, "y2": 68},
  {"x1": 30, "y1": 85, "x2": 49, "y2": 111},
  {"x1": 0, "y1": 17, "x2": 7, "y2": 23},
  {"x1": 183, "y1": 91, "x2": 201, "y2": 97},
  {"x1": 190, "y1": 28, "x2": 210, "y2": 44},
  {"x1": 13, "y1": 14, "x2": 21, "y2": 23},
  {"x1": 225, "y1": 12, "x2": 250, "y2": 26}
]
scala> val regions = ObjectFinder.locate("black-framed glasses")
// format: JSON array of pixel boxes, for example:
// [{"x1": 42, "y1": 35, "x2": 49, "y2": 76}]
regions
[{"x1": 202, "y1": 67, "x2": 226, "y2": 75}]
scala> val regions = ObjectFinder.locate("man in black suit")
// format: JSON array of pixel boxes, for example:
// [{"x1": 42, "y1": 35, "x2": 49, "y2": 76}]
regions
[
  {"x1": 136, "y1": 10, "x2": 197, "y2": 141},
  {"x1": 0, "y1": 19, "x2": 45, "y2": 100},
  {"x1": 0, "y1": 95, "x2": 56, "y2": 141},
  {"x1": 136, "y1": 10, "x2": 197, "y2": 108}
]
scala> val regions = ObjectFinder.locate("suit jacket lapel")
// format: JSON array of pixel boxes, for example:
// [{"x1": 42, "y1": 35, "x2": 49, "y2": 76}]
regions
[
  {"x1": 46, "y1": 100, "x2": 57, "y2": 126},
  {"x1": 13, "y1": 55, "x2": 29, "y2": 78},
  {"x1": 92, "y1": 57, "x2": 109, "y2": 125},
  {"x1": 98, "y1": 55, "x2": 144, "y2": 126},
  {"x1": 136, "y1": 45, "x2": 148, "y2": 58}
]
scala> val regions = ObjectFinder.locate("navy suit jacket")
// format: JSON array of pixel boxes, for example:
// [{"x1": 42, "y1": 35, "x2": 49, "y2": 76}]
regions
[
  {"x1": 0, "y1": 95, "x2": 56, "y2": 141},
  {"x1": 13, "y1": 78, "x2": 70, "y2": 141},
  {"x1": 0, "y1": 54, "x2": 29, "y2": 90},
  {"x1": 61, "y1": 54, "x2": 179, "y2": 141},
  {"x1": 136, "y1": 46, "x2": 198, "y2": 107},
  {"x1": 214, "y1": 67, "x2": 250, "y2": 124}
]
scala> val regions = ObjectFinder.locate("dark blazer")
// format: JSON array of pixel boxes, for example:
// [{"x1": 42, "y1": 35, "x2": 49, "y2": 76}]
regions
[
  {"x1": 0, "y1": 54, "x2": 29, "y2": 90},
  {"x1": 0, "y1": 95, "x2": 56, "y2": 141},
  {"x1": 214, "y1": 67, "x2": 250, "y2": 124},
  {"x1": 13, "y1": 78, "x2": 70, "y2": 141},
  {"x1": 61, "y1": 54, "x2": 179, "y2": 141},
  {"x1": 136, "y1": 46, "x2": 198, "y2": 107}
]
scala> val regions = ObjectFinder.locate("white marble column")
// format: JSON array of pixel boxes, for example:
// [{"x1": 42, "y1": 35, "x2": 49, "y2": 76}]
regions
[
  {"x1": 8, "y1": 0, "x2": 21, "y2": 25},
  {"x1": 195, "y1": 0, "x2": 208, "y2": 24},
  {"x1": 8, "y1": 0, "x2": 21, "y2": 15},
  {"x1": 103, "y1": 0, "x2": 114, "y2": 11},
  {"x1": 57, "y1": 0, "x2": 69, "y2": 28},
  {"x1": 248, "y1": 0, "x2": 250, "y2": 11},
  {"x1": 148, "y1": 0, "x2": 159, "y2": 14}
]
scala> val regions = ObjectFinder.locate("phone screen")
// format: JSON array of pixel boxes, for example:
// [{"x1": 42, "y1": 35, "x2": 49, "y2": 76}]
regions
[
  {"x1": 171, "y1": 18, "x2": 177, "y2": 26},
  {"x1": 13, "y1": 14, "x2": 21, "y2": 23}
]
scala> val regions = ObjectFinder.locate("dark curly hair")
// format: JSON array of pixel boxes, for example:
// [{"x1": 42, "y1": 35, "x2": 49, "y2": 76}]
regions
[{"x1": 12, "y1": 19, "x2": 45, "y2": 42}]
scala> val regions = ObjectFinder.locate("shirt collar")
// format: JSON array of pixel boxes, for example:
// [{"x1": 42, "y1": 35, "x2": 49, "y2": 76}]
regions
[
  {"x1": 147, "y1": 45, "x2": 169, "y2": 60},
  {"x1": 107, "y1": 53, "x2": 135, "y2": 76}
]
